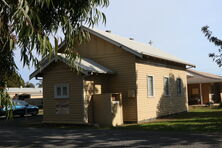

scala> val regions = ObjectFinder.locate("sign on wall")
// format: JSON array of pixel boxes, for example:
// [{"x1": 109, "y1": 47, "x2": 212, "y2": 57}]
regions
[{"x1": 56, "y1": 101, "x2": 69, "y2": 115}]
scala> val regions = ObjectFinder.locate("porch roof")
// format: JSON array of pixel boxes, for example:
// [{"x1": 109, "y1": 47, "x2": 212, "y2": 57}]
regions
[
  {"x1": 187, "y1": 69, "x2": 222, "y2": 84},
  {"x1": 30, "y1": 53, "x2": 114, "y2": 80}
]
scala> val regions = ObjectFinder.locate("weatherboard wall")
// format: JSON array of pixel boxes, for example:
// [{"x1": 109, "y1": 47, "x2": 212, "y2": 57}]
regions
[
  {"x1": 55, "y1": 31, "x2": 190, "y2": 123},
  {"x1": 135, "y1": 59, "x2": 188, "y2": 122},
  {"x1": 42, "y1": 62, "x2": 85, "y2": 124},
  {"x1": 74, "y1": 34, "x2": 138, "y2": 122}
]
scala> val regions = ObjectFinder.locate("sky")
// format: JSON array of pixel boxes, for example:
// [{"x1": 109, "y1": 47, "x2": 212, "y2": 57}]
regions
[{"x1": 14, "y1": 0, "x2": 222, "y2": 85}]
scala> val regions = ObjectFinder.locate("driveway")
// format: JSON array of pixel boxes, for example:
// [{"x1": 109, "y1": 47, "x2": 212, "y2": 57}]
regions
[{"x1": 0, "y1": 115, "x2": 222, "y2": 148}]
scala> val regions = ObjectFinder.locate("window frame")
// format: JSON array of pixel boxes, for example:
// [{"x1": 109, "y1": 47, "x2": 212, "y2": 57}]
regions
[
  {"x1": 163, "y1": 76, "x2": 170, "y2": 96},
  {"x1": 54, "y1": 83, "x2": 69, "y2": 99},
  {"x1": 147, "y1": 75, "x2": 155, "y2": 98},
  {"x1": 176, "y1": 78, "x2": 183, "y2": 96}
]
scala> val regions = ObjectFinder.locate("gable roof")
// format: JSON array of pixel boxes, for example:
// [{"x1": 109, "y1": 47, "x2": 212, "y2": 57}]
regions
[
  {"x1": 187, "y1": 69, "x2": 222, "y2": 84},
  {"x1": 81, "y1": 26, "x2": 195, "y2": 67},
  {"x1": 30, "y1": 53, "x2": 114, "y2": 80}
]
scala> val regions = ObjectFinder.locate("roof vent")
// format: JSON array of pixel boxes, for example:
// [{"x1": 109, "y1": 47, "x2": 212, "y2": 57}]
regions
[
  {"x1": 105, "y1": 30, "x2": 111, "y2": 33},
  {"x1": 129, "y1": 38, "x2": 134, "y2": 40},
  {"x1": 148, "y1": 40, "x2": 153, "y2": 46}
]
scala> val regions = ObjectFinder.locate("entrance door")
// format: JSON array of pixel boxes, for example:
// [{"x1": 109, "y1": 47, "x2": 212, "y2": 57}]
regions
[
  {"x1": 188, "y1": 84, "x2": 201, "y2": 104},
  {"x1": 202, "y1": 83, "x2": 210, "y2": 104}
]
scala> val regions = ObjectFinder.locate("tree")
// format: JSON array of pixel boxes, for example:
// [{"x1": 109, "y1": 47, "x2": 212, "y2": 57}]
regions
[
  {"x1": 24, "y1": 82, "x2": 35, "y2": 88},
  {"x1": 6, "y1": 72, "x2": 25, "y2": 87},
  {"x1": 0, "y1": 0, "x2": 109, "y2": 113},
  {"x1": 36, "y1": 80, "x2": 42, "y2": 88},
  {"x1": 202, "y1": 26, "x2": 222, "y2": 67}
]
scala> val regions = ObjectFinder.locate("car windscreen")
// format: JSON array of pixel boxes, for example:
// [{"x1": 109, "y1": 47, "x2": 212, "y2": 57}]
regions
[{"x1": 13, "y1": 100, "x2": 28, "y2": 106}]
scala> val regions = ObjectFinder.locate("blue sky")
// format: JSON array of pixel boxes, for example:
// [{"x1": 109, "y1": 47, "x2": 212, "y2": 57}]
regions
[{"x1": 15, "y1": 0, "x2": 222, "y2": 84}]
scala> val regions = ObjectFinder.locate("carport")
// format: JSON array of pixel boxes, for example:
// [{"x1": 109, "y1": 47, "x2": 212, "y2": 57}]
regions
[{"x1": 187, "y1": 69, "x2": 222, "y2": 105}]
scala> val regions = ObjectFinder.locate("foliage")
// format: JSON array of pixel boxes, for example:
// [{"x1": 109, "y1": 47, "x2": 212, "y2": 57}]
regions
[
  {"x1": 0, "y1": 0, "x2": 109, "y2": 115},
  {"x1": 0, "y1": 0, "x2": 109, "y2": 68},
  {"x1": 36, "y1": 80, "x2": 42, "y2": 88},
  {"x1": 218, "y1": 102, "x2": 222, "y2": 108},
  {"x1": 118, "y1": 106, "x2": 222, "y2": 132},
  {"x1": 202, "y1": 26, "x2": 222, "y2": 67},
  {"x1": 0, "y1": 89, "x2": 13, "y2": 119},
  {"x1": 6, "y1": 72, "x2": 25, "y2": 87},
  {"x1": 24, "y1": 82, "x2": 35, "y2": 88}
]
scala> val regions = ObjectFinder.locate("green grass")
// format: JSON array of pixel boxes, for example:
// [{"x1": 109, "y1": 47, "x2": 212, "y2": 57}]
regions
[{"x1": 119, "y1": 106, "x2": 222, "y2": 132}]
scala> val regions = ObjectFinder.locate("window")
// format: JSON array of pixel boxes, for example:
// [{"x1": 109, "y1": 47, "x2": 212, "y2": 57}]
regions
[
  {"x1": 54, "y1": 84, "x2": 69, "y2": 98},
  {"x1": 164, "y1": 77, "x2": 170, "y2": 96},
  {"x1": 177, "y1": 78, "x2": 182, "y2": 95},
  {"x1": 147, "y1": 76, "x2": 154, "y2": 97}
]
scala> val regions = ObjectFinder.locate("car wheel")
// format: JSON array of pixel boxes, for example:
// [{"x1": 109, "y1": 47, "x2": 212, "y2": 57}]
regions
[{"x1": 32, "y1": 110, "x2": 38, "y2": 116}]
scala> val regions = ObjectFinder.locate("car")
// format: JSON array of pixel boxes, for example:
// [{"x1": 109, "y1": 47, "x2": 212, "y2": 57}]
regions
[{"x1": 0, "y1": 100, "x2": 39, "y2": 117}]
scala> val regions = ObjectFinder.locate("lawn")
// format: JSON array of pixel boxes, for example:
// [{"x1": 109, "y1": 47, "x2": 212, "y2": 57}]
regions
[{"x1": 119, "y1": 106, "x2": 222, "y2": 132}]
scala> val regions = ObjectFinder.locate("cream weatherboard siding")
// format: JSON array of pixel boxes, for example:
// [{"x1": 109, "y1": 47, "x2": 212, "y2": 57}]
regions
[
  {"x1": 72, "y1": 34, "x2": 138, "y2": 122},
  {"x1": 40, "y1": 31, "x2": 190, "y2": 123},
  {"x1": 42, "y1": 62, "x2": 85, "y2": 124},
  {"x1": 135, "y1": 60, "x2": 188, "y2": 122}
]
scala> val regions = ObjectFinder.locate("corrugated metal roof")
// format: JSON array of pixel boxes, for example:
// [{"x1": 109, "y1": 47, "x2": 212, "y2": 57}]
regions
[
  {"x1": 187, "y1": 69, "x2": 222, "y2": 80},
  {"x1": 83, "y1": 27, "x2": 195, "y2": 67},
  {"x1": 7, "y1": 88, "x2": 43, "y2": 93},
  {"x1": 30, "y1": 53, "x2": 114, "y2": 79},
  {"x1": 58, "y1": 54, "x2": 114, "y2": 74},
  {"x1": 187, "y1": 69, "x2": 222, "y2": 84}
]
